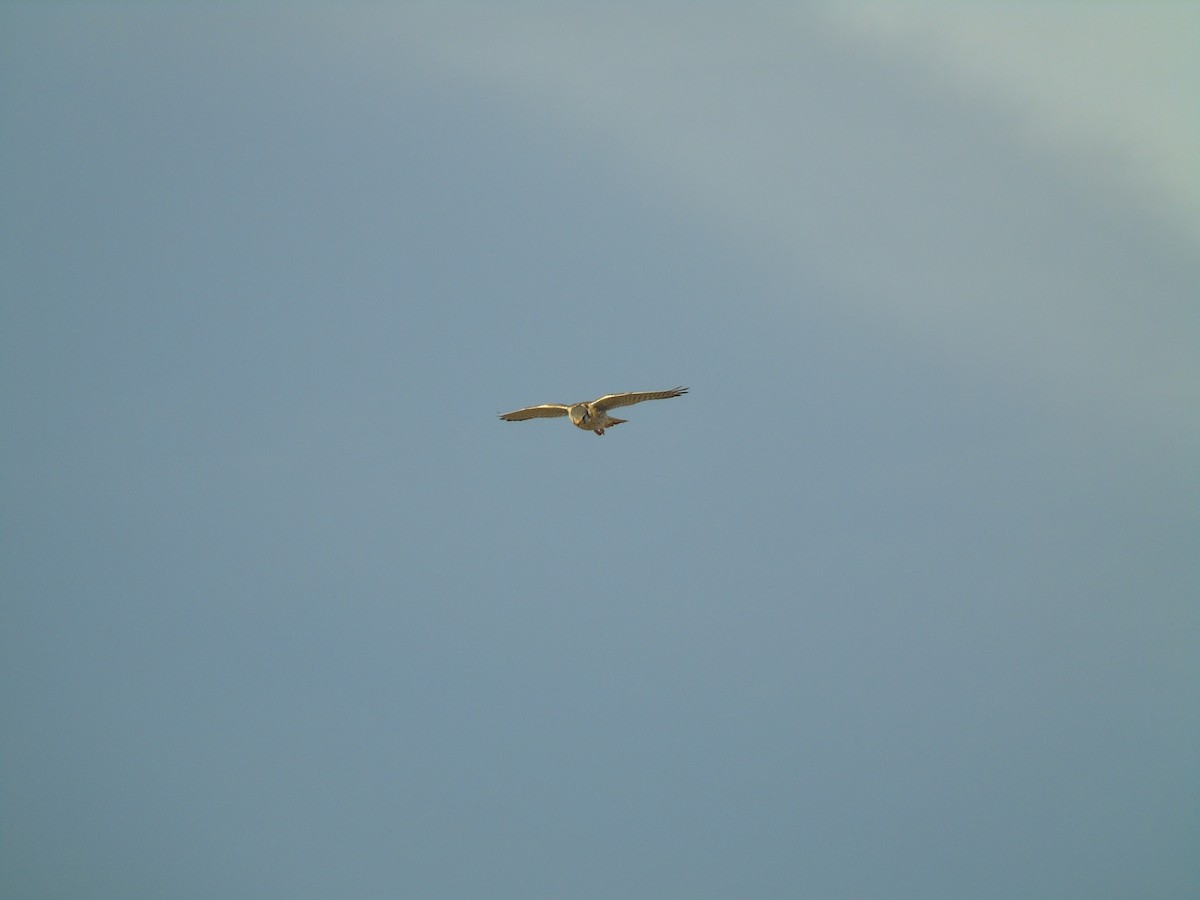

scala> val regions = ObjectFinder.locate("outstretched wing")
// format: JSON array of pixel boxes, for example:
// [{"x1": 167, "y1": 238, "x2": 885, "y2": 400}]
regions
[
  {"x1": 498, "y1": 403, "x2": 570, "y2": 422},
  {"x1": 591, "y1": 386, "x2": 688, "y2": 412}
]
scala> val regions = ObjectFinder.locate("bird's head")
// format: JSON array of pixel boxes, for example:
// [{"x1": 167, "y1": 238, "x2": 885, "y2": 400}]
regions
[{"x1": 568, "y1": 404, "x2": 589, "y2": 426}]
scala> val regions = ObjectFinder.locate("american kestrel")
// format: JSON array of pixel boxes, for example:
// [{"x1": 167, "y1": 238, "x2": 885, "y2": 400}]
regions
[{"x1": 498, "y1": 386, "x2": 688, "y2": 435}]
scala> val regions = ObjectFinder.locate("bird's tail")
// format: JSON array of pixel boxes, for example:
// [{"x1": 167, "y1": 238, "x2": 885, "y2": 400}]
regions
[{"x1": 607, "y1": 418, "x2": 627, "y2": 427}]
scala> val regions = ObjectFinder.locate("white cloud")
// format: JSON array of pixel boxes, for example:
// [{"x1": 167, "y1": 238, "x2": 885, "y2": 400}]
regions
[{"x1": 815, "y1": 1, "x2": 1200, "y2": 242}]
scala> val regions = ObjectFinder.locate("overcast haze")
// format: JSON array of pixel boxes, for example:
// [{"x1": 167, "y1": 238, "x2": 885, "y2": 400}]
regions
[{"x1": 2, "y1": 4, "x2": 1197, "y2": 898}]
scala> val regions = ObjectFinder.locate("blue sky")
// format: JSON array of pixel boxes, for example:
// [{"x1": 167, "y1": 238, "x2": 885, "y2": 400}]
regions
[{"x1": 2, "y1": 4, "x2": 1197, "y2": 898}]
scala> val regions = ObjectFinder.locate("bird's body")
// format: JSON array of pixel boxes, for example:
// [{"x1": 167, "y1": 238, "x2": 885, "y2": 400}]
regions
[{"x1": 499, "y1": 387, "x2": 687, "y2": 435}]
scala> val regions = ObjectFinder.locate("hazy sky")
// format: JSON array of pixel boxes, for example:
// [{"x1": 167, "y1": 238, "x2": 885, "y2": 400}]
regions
[{"x1": 2, "y1": 4, "x2": 1197, "y2": 898}]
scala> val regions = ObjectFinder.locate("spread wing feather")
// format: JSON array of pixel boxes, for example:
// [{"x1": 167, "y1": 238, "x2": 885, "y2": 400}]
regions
[
  {"x1": 498, "y1": 404, "x2": 570, "y2": 422},
  {"x1": 591, "y1": 386, "x2": 688, "y2": 412}
]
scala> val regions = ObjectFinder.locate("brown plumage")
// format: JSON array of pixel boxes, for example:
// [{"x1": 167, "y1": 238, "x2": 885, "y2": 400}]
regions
[{"x1": 499, "y1": 387, "x2": 688, "y2": 435}]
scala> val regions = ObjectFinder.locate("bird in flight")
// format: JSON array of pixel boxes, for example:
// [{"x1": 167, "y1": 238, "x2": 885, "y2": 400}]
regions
[{"x1": 499, "y1": 386, "x2": 688, "y2": 435}]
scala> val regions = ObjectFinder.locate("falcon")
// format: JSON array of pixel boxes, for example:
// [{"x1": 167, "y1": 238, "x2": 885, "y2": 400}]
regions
[{"x1": 498, "y1": 386, "x2": 688, "y2": 435}]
